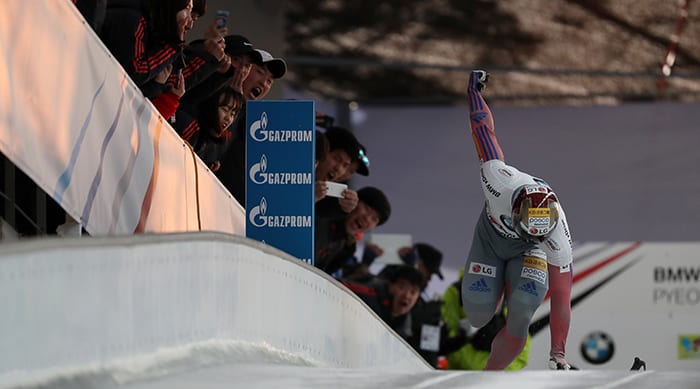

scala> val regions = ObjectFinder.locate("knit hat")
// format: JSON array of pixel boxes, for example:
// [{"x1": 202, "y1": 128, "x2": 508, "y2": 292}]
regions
[
  {"x1": 324, "y1": 127, "x2": 360, "y2": 163},
  {"x1": 357, "y1": 187, "x2": 391, "y2": 226}
]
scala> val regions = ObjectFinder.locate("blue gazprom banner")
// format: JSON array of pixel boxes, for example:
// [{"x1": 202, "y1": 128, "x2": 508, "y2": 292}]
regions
[{"x1": 246, "y1": 101, "x2": 315, "y2": 265}]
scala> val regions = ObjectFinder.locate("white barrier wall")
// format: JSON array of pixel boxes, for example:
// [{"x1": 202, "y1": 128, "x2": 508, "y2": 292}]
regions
[
  {"x1": 527, "y1": 242, "x2": 700, "y2": 370},
  {"x1": 0, "y1": 233, "x2": 430, "y2": 387},
  {"x1": 0, "y1": 0, "x2": 245, "y2": 236}
]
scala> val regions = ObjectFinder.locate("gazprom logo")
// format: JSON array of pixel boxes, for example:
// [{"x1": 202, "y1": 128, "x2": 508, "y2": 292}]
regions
[
  {"x1": 249, "y1": 197, "x2": 269, "y2": 227},
  {"x1": 248, "y1": 197, "x2": 312, "y2": 228},
  {"x1": 249, "y1": 154, "x2": 313, "y2": 185},
  {"x1": 250, "y1": 112, "x2": 313, "y2": 143}
]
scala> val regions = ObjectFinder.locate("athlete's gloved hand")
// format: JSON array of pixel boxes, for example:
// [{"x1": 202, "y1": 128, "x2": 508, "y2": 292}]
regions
[{"x1": 548, "y1": 357, "x2": 578, "y2": 370}]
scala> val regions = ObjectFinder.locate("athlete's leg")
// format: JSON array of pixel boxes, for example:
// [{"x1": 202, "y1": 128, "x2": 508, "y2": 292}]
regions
[
  {"x1": 485, "y1": 251, "x2": 548, "y2": 370},
  {"x1": 467, "y1": 70, "x2": 504, "y2": 162},
  {"x1": 461, "y1": 226, "x2": 505, "y2": 329},
  {"x1": 548, "y1": 262, "x2": 573, "y2": 366}
]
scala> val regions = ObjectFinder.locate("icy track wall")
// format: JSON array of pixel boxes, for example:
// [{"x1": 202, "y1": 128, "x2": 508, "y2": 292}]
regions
[{"x1": 0, "y1": 233, "x2": 430, "y2": 386}]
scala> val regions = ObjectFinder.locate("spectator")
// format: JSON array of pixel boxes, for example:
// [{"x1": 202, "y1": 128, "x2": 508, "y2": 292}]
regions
[
  {"x1": 342, "y1": 265, "x2": 424, "y2": 338},
  {"x1": 150, "y1": 63, "x2": 186, "y2": 119},
  {"x1": 178, "y1": 34, "x2": 255, "y2": 115},
  {"x1": 368, "y1": 242, "x2": 469, "y2": 368},
  {"x1": 315, "y1": 127, "x2": 362, "y2": 212},
  {"x1": 214, "y1": 46, "x2": 287, "y2": 206},
  {"x1": 334, "y1": 143, "x2": 370, "y2": 183},
  {"x1": 441, "y1": 270, "x2": 531, "y2": 370},
  {"x1": 460, "y1": 70, "x2": 574, "y2": 370},
  {"x1": 377, "y1": 243, "x2": 444, "y2": 286},
  {"x1": 315, "y1": 186, "x2": 390, "y2": 276},
  {"x1": 191, "y1": 0, "x2": 207, "y2": 21},
  {"x1": 172, "y1": 86, "x2": 244, "y2": 171},
  {"x1": 100, "y1": 0, "x2": 194, "y2": 89},
  {"x1": 162, "y1": 20, "x2": 229, "y2": 106},
  {"x1": 240, "y1": 49, "x2": 286, "y2": 100}
]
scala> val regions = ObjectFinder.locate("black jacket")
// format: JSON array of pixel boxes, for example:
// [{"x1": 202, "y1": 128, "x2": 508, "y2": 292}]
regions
[
  {"x1": 342, "y1": 279, "x2": 412, "y2": 338},
  {"x1": 100, "y1": 0, "x2": 183, "y2": 88}
]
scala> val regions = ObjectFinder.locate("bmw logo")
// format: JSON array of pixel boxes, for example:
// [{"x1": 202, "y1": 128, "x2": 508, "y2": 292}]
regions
[{"x1": 580, "y1": 331, "x2": 615, "y2": 364}]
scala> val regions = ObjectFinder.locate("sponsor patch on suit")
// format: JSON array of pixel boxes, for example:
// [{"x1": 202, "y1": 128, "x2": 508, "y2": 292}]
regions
[
  {"x1": 469, "y1": 262, "x2": 497, "y2": 278},
  {"x1": 521, "y1": 256, "x2": 547, "y2": 284}
]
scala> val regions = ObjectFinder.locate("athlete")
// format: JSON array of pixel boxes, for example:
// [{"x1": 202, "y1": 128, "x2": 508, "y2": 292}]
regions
[{"x1": 461, "y1": 70, "x2": 575, "y2": 370}]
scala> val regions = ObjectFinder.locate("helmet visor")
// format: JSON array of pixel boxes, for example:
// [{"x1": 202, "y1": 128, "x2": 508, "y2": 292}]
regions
[{"x1": 512, "y1": 185, "x2": 560, "y2": 238}]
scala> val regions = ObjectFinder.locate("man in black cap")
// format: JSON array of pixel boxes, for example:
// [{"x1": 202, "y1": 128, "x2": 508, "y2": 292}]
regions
[
  {"x1": 373, "y1": 242, "x2": 469, "y2": 368},
  {"x1": 240, "y1": 48, "x2": 286, "y2": 100},
  {"x1": 315, "y1": 127, "x2": 364, "y2": 215},
  {"x1": 315, "y1": 186, "x2": 391, "y2": 276},
  {"x1": 342, "y1": 265, "x2": 425, "y2": 340},
  {"x1": 212, "y1": 43, "x2": 288, "y2": 206}
]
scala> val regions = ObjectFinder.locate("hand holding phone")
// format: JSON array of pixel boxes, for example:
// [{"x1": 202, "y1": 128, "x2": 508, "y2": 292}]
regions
[{"x1": 216, "y1": 10, "x2": 229, "y2": 29}]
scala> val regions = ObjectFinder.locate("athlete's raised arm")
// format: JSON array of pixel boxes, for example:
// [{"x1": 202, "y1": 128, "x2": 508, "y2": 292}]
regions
[{"x1": 467, "y1": 71, "x2": 504, "y2": 163}]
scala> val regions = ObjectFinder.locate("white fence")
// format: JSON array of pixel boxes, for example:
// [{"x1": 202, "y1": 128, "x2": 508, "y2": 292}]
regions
[{"x1": 0, "y1": 0, "x2": 245, "y2": 236}]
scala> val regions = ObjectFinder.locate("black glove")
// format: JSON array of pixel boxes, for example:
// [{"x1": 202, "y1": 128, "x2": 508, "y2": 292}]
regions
[{"x1": 439, "y1": 324, "x2": 470, "y2": 355}]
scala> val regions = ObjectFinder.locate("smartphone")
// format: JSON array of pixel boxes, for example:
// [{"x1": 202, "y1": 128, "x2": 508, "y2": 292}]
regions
[
  {"x1": 216, "y1": 10, "x2": 230, "y2": 29},
  {"x1": 325, "y1": 181, "x2": 347, "y2": 198}
]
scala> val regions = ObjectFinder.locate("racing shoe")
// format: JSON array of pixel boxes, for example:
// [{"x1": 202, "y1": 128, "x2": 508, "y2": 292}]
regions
[
  {"x1": 549, "y1": 357, "x2": 579, "y2": 370},
  {"x1": 472, "y1": 70, "x2": 489, "y2": 91}
]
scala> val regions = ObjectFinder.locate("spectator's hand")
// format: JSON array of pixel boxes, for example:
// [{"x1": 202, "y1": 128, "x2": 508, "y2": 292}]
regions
[
  {"x1": 398, "y1": 246, "x2": 413, "y2": 258},
  {"x1": 154, "y1": 64, "x2": 173, "y2": 85},
  {"x1": 398, "y1": 245, "x2": 418, "y2": 266},
  {"x1": 315, "y1": 180, "x2": 328, "y2": 202},
  {"x1": 338, "y1": 189, "x2": 358, "y2": 213},
  {"x1": 204, "y1": 20, "x2": 228, "y2": 39},
  {"x1": 360, "y1": 242, "x2": 383, "y2": 266},
  {"x1": 216, "y1": 54, "x2": 232, "y2": 74},
  {"x1": 210, "y1": 160, "x2": 221, "y2": 172},
  {"x1": 166, "y1": 70, "x2": 186, "y2": 97},
  {"x1": 204, "y1": 36, "x2": 226, "y2": 62},
  {"x1": 228, "y1": 62, "x2": 252, "y2": 92},
  {"x1": 365, "y1": 242, "x2": 384, "y2": 257},
  {"x1": 439, "y1": 324, "x2": 470, "y2": 355}
]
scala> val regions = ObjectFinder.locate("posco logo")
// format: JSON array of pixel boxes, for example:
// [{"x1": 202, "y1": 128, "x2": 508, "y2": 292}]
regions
[
  {"x1": 250, "y1": 112, "x2": 313, "y2": 143},
  {"x1": 521, "y1": 266, "x2": 547, "y2": 285},
  {"x1": 528, "y1": 216, "x2": 550, "y2": 228},
  {"x1": 249, "y1": 154, "x2": 313, "y2": 185},
  {"x1": 248, "y1": 197, "x2": 312, "y2": 228}
]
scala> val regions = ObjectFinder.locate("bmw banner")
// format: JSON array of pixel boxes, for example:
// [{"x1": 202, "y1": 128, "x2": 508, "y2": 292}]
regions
[{"x1": 246, "y1": 101, "x2": 316, "y2": 265}]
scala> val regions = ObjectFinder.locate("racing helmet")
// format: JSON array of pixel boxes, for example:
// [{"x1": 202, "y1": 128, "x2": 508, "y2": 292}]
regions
[{"x1": 511, "y1": 184, "x2": 560, "y2": 239}]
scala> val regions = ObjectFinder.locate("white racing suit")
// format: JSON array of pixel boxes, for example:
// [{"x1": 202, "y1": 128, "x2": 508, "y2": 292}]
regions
[{"x1": 461, "y1": 71, "x2": 573, "y2": 370}]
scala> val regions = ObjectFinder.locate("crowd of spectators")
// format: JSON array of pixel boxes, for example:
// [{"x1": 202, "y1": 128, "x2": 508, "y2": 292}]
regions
[{"x1": 68, "y1": 0, "x2": 532, "y2": 371}]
